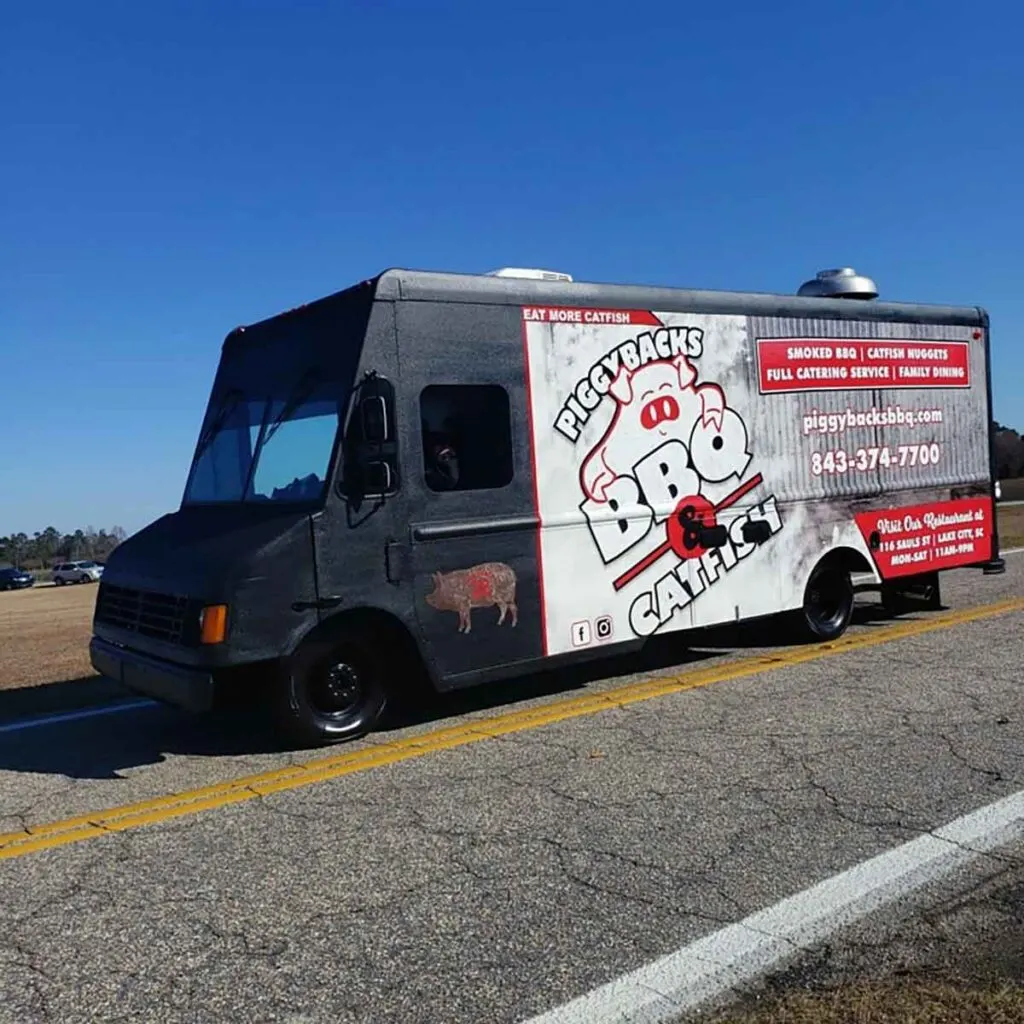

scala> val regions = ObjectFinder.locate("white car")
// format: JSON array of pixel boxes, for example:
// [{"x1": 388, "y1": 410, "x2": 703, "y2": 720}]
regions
[{"x1": 52, "y1": 560, "x2": 104, "y2": 585}]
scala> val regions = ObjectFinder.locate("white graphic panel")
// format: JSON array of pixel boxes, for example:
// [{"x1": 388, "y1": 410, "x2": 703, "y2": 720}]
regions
[{"x1": 524, "y1": 306, "x2": 788, "y2": 656}]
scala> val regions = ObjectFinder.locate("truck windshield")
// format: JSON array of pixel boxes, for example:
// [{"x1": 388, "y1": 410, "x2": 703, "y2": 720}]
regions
[
  {"x1": 180, "y1": 286, "x2": 371, "y2": 508},
  {"x1": 182, "y1": 377, "x2": 342, "y2": 505}
]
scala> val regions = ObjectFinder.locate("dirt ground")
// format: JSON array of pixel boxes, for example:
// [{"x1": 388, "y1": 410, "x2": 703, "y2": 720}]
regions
[
  {"x1": 712, "y1": 980, "x2": 1024, "y2": 1023},
  {"x1": 0, "y1": 584, "x2": 99, "y2": 690},
  {"x1": 0, "y1": 505, "x2": 1020, "y2": 694},
  {"x1": 1002, "y1": 505, "x2": 1024, "y2": 548}
]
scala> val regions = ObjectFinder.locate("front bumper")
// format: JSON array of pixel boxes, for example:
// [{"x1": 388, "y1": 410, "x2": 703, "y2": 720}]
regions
[{"x1": 89, "y1": 636, "x2": 214, "y2": 713}]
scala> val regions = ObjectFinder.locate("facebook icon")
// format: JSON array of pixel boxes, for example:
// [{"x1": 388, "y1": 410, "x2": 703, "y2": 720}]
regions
[{"x1": 571, "y1": 620, "x2": 592, "y2": 647}]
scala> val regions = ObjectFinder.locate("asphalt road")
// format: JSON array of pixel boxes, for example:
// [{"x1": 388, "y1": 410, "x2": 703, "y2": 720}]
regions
[{"x1": 1, "y1": 558, "x2": 1023, "y2": 1023}]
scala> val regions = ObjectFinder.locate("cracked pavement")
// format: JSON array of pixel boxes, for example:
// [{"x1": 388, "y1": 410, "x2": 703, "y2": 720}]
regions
[{"x1": 0, "y1": 559, "x2": 1022, "y2": 1023}]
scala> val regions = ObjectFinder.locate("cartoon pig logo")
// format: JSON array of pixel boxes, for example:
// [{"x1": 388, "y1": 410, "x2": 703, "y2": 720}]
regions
[
  {"x1": 688, "y1": 407, "x2": 753, "y2": 484},
  {"x1": 580, "y1": 355, "x2": 726, "y2": 503}
]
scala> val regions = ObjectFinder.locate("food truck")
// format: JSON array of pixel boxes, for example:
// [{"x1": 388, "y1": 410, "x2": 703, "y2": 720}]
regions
[{"x1": 90, "y1": 265, "x2": 1004, "y2": 746}]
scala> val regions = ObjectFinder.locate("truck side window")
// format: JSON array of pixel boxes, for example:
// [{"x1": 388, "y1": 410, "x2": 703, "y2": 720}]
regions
[{"x1": 420, "y1": 384, "x2": 514, "y2": 492}]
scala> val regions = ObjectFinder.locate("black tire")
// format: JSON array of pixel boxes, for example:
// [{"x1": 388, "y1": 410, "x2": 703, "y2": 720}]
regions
[
  {"x1": 80, "y1": 575, "x2": 90, "y2": 584},
  {"x1": 272, "y1": 625, "x2": 389, "y2": 748},
  {"x1": 800, "y1": 560, "x2": 854, "y2": 641},
  {"x1": 55, "y1": 576, "x2": 66, "y2": 586}
]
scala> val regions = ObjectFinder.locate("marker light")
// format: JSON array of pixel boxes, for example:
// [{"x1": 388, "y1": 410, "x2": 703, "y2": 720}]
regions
[{"x1": 199, "y1": 604, "x2": 228, "y2": 645}]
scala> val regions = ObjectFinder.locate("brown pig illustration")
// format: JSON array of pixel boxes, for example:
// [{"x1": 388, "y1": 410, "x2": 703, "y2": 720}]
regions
[{"x1": 425, "y1": 562, "x2": 518, "y2": 634}]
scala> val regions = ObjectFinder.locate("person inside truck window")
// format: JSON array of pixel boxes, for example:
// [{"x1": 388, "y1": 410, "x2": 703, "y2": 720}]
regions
[
  {"x1": 423, "y1": 420, "x2": 461, "y2": 491},
  {"x1": 420, "y1": 384, "x2": 515, "y2": 492}
]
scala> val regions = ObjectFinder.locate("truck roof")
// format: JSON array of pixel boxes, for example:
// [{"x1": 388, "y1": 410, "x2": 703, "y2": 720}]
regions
[
  {"x1": 374, "y1": 268, "x2": 988, "y2": 327},
  {"x1": 234, "y1": 267, "x2": 988, "y2": 337}
]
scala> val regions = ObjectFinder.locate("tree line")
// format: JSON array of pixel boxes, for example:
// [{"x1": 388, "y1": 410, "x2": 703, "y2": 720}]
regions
[
  {"x1": 995, "y1": 422, "x2": 1024, "y2": 480},
  {"x1": 0, "y1": 422, "x2": 1020, "y2": 570},
  {"x1": 0, "y1": 526, "x2": 128, "y2": 570}
]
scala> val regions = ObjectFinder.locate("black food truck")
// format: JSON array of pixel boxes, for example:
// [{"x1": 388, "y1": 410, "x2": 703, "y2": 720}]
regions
[{"x1": 90, "y1": 266, "x2": 1005, "y2": 746}]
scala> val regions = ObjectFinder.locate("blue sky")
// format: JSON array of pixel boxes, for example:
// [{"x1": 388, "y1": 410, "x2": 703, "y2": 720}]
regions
[{"x1": 3, "y1": 0, "x2": 1022, "y2": 537}]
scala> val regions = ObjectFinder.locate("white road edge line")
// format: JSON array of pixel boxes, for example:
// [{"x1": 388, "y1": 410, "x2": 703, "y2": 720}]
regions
[
  {"x1": 521, "y1": 789, "x2": 1024, "y2": 1024},
  {"x1": 0, "y1": 698, "x2": 159, "y2": 734}
]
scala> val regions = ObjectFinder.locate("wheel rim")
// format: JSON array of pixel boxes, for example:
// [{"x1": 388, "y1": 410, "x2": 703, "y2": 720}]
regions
[
  {"x1": 806, "y1": 570, "x2": 849, "y2": 632},
  {"x1": 306, "y1": 658, "x2": 364, "y2": 719}
]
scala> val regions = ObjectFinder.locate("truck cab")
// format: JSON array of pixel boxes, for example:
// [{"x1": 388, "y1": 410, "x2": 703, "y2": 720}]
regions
[{"x1": 91, "y1": 277, "x2": 414, "y2": 746}]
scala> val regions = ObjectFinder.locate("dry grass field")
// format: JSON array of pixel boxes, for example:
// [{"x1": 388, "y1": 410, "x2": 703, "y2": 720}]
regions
[
  {"x1": 1001, "y1": 476, "x2": 1024, "y2": 502},
  {"x1": 0, "y1": 583, "x2": 99, "y2": 690},
  {"x1": 1002, "y1": 504, "x2": 1024, "y2": 549},
  {"x1": 0, "y1": 506, "x2": 1020, "y2": 695}
]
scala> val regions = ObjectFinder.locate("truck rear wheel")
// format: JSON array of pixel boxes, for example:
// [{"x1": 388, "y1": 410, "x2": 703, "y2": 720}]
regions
[
  {"x1": 273, "y1": 627, "x2": 388, "y2": 748},
  {"x1": 800, "y1": 560, "x2": 854, "y2": 642}
]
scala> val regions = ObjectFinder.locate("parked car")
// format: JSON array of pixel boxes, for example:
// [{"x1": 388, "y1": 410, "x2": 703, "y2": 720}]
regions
[
  {"x1": 53, "y1": 560, "x2": 104, "y2": 585},
  {"x1": 0, "y1": 567, "x2": 35, "y2": 591}
]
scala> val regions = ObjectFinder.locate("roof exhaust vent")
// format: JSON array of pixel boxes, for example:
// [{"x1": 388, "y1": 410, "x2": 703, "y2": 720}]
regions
[
  {"x1": 797, "y1": 267, "x2": 878, "y2": 300},
  {"x1": 486, "y1": 267, "x2": 573, "y2": 282}
]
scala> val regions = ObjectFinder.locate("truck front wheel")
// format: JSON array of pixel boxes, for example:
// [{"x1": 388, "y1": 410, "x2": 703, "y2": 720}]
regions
[
  {"x1": 800, "y1": 560, "x2": 854, "y2": 642},
  {"x1": 273, "y1": 627, "x2": 388, "y2": 748}
]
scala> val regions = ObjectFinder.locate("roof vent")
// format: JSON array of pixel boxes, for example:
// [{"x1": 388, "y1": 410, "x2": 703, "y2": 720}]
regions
[
  {"x1": 797, "y1": 267, "x2": 878, "y2": 300},
  {"x1": 486, "y1": 267, "x2": 573, "y2": 282}
]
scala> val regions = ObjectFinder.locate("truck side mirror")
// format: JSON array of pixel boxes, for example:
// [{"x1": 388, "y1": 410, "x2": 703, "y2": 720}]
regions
[
  {"x1": 340, "y1": 373, "x2": 398, "y2": 504},
  {"x1": 338, "y1": 457, "x2": 394, "y2": 501},
  {"x1": 360, "y1": 395, "x2": 389, "y2": 443},
  {"x1": 362, "y1": 460, "x2": 393, "y2": 494}
]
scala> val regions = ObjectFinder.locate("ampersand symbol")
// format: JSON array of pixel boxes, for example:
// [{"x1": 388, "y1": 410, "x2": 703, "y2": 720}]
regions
[
  {"x1": 666, "y1": 495, "x2": 717, "y2": 561},
  {"x1": 678, "y1": 504, "x2": 701, "y2": 551}
]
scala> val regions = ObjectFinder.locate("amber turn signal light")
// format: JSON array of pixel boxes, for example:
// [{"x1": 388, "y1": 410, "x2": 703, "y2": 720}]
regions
[{"x1": 199, "y1": 604, "x2": 228, "y2": 645}]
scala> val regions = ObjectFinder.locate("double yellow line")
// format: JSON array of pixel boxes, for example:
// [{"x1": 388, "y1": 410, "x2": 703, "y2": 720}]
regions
[{"x1": 2, "y1": 597, "x2": 1022, "y2": 863}]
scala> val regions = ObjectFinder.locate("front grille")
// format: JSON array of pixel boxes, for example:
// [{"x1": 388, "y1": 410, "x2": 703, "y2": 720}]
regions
[{"x1": 95, "y1": 583, "x2": 200, "y2": 645}]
